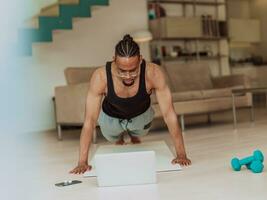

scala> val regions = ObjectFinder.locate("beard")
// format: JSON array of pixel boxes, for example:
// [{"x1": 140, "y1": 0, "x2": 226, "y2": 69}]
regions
[{"x1": 122, "y1": 78, "x2": 135, "y2": 87}]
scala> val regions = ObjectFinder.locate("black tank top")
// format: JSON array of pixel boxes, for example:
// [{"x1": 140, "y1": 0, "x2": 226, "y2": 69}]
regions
[{"x1": 102, "y1": 59, "x2": 151, "y2": 120}]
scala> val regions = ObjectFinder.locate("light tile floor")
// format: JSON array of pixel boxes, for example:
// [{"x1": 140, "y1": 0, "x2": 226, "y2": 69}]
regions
[{"x1": 3, "y1": 107, "x2": 267, "y2": 200}]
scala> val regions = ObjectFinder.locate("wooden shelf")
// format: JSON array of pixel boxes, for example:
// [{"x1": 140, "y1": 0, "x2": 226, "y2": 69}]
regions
[
  {"x1": 148, "y1": 0, "x2": 229, "y2": 76},
  {"x1": 152, "y1": 37, "x2": 228, "y2": 41},
  {"x1": 161, "y1": 55, "x2": 227, "y2": 62},
  {"x1": 148, "y1": 0, "x2": 225, "y2": 6}
]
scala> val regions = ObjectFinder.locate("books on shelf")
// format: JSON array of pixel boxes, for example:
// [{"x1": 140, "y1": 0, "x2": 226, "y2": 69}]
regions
[{"x1": 201, "y1": 15, "x2": 221, "y2": 37}]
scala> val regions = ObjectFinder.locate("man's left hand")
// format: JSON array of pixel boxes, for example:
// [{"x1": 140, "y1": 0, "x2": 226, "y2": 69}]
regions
[{"x1": 171, "y1": 156, "x2": 191, "y2": 166}]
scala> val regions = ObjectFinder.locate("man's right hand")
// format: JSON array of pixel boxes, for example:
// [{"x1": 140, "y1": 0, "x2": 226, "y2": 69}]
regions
[{"x1": 69, "y1": 162, "x2": 92, "y2": 174}]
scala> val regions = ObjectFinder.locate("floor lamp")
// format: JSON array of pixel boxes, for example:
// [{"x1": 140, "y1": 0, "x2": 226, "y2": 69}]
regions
[{"x1": 131, "y1": 30, "x2": 153, "y2": 61}]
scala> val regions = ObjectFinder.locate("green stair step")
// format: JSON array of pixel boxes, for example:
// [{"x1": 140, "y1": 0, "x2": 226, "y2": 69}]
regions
[
  {"x1": 89, "y1": 0, "x2": 109, "y2": 6},
  {"x1": 19, "y1": 28, "x2": 53, "y2": 42},
  {"x1": 18, "y1": 29, "x2": 53, "y2": 55},
  {"x1": 39, "y1": 16, "x2": 73, "y2": 30},
  {"x1": 19, "y1": 0, "x2": 109, "y2": 56},
  {"x1": 59, "y1": 5, "x2": 91, "y2": 18}
]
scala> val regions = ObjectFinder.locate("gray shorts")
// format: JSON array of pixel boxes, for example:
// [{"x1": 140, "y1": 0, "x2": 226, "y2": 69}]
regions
[{"x1": 97, "y1": 106, "x2": 155, "y2": 142}]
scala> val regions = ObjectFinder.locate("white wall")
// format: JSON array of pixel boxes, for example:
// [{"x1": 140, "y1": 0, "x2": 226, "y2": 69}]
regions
[
  {"x1": 23, "y1": 0, "x2": 57, "y2": 20},
  {"x1": 0, "y1": 0, "x2": 32, "y2": 198},
  {"x1": 228, "y1": 0, "x2": 251, "y2": 19},
  {"x1": 228, "y1": 0, "x2": 267, "y2": 61},
  {"x1": 1, "y1": 0, "x2": 150, "y2": 134},
  {"x1": 0, "y1": 1, "x2": 25, "y2": 135},
  {"x1": 250, "y1": 0, "x2": 267, "y2": 60},
  {"x1": 227, "y1": 0, "x2": 263, "y2": 62}
]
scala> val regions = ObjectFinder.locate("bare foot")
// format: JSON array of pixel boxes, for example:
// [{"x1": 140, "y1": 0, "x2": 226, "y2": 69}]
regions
[
  {"x1": 129, "y1": 134, "x2": 141, "y2": 144},
  {"x1": 115, "y1": 133, "x2": 125, "y2": 145}
]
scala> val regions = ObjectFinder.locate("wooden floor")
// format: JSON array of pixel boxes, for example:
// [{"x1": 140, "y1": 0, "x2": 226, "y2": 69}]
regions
[{"x1": 4, "y1": 106, "x2": 267, "y2": 200}]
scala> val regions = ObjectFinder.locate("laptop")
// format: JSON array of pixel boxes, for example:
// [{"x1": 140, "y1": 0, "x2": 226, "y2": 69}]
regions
[{"x1": 95, "y1": 151, "x2": 157, "y2": 187}]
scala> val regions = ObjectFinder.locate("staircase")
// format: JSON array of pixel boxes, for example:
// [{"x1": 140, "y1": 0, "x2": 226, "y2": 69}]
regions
[{"x1": 19, "y1": 0, "x2": 109, "y2": 56}]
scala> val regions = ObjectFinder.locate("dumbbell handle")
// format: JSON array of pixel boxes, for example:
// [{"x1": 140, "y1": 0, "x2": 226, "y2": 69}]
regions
[
  {"x1": 240, "y1": 154, "x2": 263, "y2": 165},
  {"x1": 239, "y1": 156, "x2": 256, "y2": 165}
]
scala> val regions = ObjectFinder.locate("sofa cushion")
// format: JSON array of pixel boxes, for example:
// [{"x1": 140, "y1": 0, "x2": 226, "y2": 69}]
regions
[
  {"x1": 228, "y1": 85, "x2": 246, "y2": 90},
  {"x1": 202, "y1": 85, "x2": 246, "y2": 99},
  {"x1": 55, "y1": 83, "x2": 90, "y2": 123},
  {"x1": 172, "y1": 91, "x2": 203, "y2": 101},
  {"x1": 160, "y1": 65, "x2": 175, "y2": 92},
  {"x1": 212, "y1": 75, "x2": 250, "y2": 89},
  {"x1": 64, "y1": 67, "x2": 98, "y2": 85},
  {"x1": 201, "y1": 88, "x2": 232, "y2": 99},
  {"x1": 150, "y1": 90, "x2": 203, "y2": 104},
  {"x1": 164, "y1": 62, "x2": 213, "y2": 92}
]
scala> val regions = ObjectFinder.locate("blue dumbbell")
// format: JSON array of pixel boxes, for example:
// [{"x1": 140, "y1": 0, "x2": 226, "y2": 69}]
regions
[
  {"x1": 231, "y1": 150, "x2": 264, "y2": 172},
  {"x1": 249, "y1": 160, "x2": 264, "y2": 173},
  {"x1": 246, "y1": 150, "x2": 264, "y2": 170}
]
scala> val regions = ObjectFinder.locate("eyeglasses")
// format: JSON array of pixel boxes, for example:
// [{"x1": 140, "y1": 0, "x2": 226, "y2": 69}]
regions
[{"x1": 116, "y1": 66, "x2": 140, "y2": 78}]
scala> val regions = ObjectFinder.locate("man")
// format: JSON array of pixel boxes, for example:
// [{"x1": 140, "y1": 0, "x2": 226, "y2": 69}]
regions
[{"x1": 70, "y1": 34, "x2": 191, "y2": 174}]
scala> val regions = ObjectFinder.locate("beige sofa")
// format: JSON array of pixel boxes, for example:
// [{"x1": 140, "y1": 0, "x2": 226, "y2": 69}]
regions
[{"x1": 54, "y1": 62, "x2": 252, "y2": 142}]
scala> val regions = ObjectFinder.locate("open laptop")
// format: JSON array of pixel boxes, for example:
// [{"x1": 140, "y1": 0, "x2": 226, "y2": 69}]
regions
[{"x1": 95, "y1": 151, "x2": 157, "y2": 187}]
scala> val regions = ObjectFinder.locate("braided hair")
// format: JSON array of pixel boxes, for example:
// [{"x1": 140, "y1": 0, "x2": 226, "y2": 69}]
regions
[{"x1": 115, "y1": 34, "x2": 140, "y2": 58}]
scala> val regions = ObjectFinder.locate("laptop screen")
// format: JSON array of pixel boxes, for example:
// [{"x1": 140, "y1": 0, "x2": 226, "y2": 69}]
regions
[{"x1": 95, "y1": 151, "x2": 157, "y2": 187}]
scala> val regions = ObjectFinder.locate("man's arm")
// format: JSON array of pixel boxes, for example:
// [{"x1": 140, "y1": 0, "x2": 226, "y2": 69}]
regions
[
  {"x1": 151, "y1": 64, "x2": 191, "y2": 166},
  {"x1": 70, "y1": 68, "x2": 105, "y2": 174}
]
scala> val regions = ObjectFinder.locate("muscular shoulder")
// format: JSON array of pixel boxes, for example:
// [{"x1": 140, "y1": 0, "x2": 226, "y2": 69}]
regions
[
  {"x1": 89, "y1": 66, "x2": 106, "y2": 95},
  {"x1": 146, "y1": 62, "x2": 166, "y2": 89}
]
